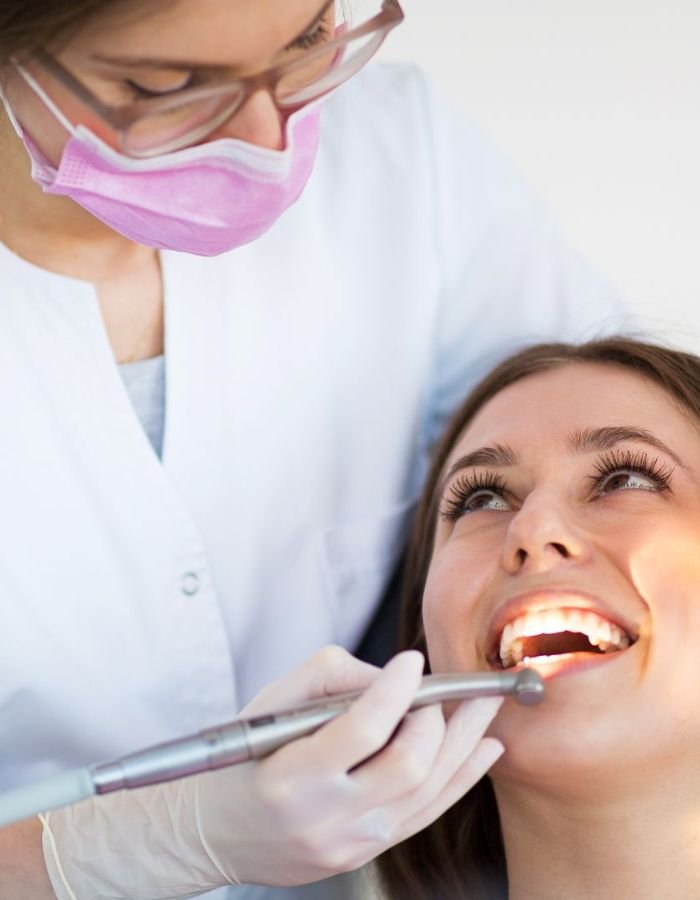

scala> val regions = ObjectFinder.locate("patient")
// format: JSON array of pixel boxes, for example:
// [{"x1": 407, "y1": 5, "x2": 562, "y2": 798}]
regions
[{"x1": 376, "y1": 337, "x2": 700, "y2": 899}]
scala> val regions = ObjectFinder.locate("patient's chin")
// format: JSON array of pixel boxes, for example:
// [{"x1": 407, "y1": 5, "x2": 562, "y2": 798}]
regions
[{"x1": 486, "y1": 698, "x2": 690, "y2": 801}]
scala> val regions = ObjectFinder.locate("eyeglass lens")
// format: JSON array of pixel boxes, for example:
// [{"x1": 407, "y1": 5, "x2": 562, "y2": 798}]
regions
[{"x1": 123, "y1": 0, "x2": 393, "y2": 155}]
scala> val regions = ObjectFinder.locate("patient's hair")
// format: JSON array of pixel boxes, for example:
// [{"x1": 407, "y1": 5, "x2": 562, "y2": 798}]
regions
[{"x1": 377, "y1": 336, "x2": 700, "y2": 900}]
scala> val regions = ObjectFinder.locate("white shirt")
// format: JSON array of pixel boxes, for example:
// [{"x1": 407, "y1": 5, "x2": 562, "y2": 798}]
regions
[{"x1": 0, "y1": 63, "x2": 625, "y2": 898}]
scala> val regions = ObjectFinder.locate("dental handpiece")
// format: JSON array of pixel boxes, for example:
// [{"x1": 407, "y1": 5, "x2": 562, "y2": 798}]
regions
[{"x1": 0, "y1": 669, "x2": 543, "y2": 828}]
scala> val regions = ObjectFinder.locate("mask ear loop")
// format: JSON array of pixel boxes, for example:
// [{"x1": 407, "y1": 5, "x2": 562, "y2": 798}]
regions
[
  {"x1": 10, "y1": 60, "x2": 76, "y2": 135},
  {"x1": 0, "y1": 64, "x2": 66, "y2": 185},
  {"x1": 0, "y1": 79, "x2": 27, "y2": 141}
]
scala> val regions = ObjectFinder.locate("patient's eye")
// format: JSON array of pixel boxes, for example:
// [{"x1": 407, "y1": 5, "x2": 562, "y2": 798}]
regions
[
  {"x1": 440, "y1": 472, "x2": 511, "y2": 522},
  {"x1": 598, "y1": 471, "x2": 657, "y2": 492},
  {"x1": 591, "y1": 449, "x2": 673, "y2": 497}
]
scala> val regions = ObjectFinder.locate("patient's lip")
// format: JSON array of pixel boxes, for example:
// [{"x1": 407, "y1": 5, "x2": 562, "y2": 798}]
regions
[
  {"x1": 500, "y1": 649, "x2": 628, "y2": 681},
  {"x1": 484, "y1": 588, "x2": 639, "y2": 666}
]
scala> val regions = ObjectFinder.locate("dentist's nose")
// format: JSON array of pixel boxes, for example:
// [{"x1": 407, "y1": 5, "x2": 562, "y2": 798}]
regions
[
  {"x1": 208, "y1": 89, "x2": 285, "y2": 150},
  {"x1": 502, "y1": 490, "x2": 590, "y2": 575}
]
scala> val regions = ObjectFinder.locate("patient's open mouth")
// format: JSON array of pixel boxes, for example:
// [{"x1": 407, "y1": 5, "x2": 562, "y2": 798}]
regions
[{"x1": 494, "y1": 607, "x2": 634, "y2": 669}]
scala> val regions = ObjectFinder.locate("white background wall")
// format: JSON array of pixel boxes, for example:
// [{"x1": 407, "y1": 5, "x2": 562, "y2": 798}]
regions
[{"x1": 377, "y1": 1, "x2": 700, "y2": 348}]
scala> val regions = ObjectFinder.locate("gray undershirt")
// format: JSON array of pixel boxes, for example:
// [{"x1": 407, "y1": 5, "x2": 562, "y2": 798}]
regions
[{"x1": 118, "y1": 354, "x2": 166, "y2": 458}]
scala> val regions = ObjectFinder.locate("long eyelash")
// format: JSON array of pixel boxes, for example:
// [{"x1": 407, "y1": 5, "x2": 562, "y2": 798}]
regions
[
  {"x1": 439, "y1": 471, "x2": 507, "y2": 522},
  {"x1": 124, "y1": 75, "x2": 198, "y2": 100},
  {"x1": 290, "y1": 22, "x2": 331, "y2": 50},
  {"x1": 590, "y1": 449, "x2": 674, "y2": 492},
  {"x1": 126, "y1": 20, "x2": 331, "y2": 104}
]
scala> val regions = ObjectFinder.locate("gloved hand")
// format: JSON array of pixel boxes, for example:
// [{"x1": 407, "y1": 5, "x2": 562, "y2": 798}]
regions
[{"x1": 42, "y1": 648, "x2": 504, "y2": 899}]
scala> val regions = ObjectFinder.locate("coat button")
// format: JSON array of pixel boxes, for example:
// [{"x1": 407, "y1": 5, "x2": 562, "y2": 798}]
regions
[{"x1": 181, "y1": 572, "x2": 200, "y2": 596}]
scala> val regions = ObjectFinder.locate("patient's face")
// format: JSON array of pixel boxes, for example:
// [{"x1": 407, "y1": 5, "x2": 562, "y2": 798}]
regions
[{"x1": 423, "y1": 362, "x2": 700, "y2": 793}]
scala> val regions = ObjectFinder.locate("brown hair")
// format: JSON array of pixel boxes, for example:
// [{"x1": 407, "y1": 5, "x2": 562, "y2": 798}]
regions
[
  {"x1": 0, "y1": 1, "x2": 137, "y2": 65},
  {"x1": 0, "y1": 0, "x2": 352, "y2": 66},
  {"x1": 377, "y1": 336, "x2": 700, "y2": 900}
]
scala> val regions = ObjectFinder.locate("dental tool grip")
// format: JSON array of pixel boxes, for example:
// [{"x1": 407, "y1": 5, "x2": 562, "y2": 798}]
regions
[
  {"x1": 0, "y1": 671, "x2": 543, "y2": 827},
  {"x1": 90, "y1": 724, "x2": 249, "y2": 793},
  {"x1": 90, "y1": 669, "x2": 543, "y2": 794}
]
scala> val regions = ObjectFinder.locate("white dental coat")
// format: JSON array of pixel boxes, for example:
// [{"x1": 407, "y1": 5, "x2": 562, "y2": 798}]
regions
[{"x1": 0, "y1": 64, "x2": 626, "y2": 899}]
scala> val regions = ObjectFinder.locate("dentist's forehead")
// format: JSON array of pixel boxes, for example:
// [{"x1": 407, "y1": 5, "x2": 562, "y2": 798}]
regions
[{"x1": 68, "y1": 0, "x2": 327, "y2": 68}]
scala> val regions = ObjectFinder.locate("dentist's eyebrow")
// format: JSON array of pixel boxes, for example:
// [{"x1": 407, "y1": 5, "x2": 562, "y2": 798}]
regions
[
  {"x1": 567, "y1": 426, "x2": 686, "y2": 467},
  {"x1": 440, "y1": 444, "x2": 519, "y2": 494},
  {"x1": 90, "y1": 0, "x2": 334, "y2": 71}
]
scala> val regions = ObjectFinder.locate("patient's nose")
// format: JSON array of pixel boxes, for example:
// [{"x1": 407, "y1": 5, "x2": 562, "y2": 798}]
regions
[{"x1": 501, "y1": 491, "x2": 589, "y2": 574}]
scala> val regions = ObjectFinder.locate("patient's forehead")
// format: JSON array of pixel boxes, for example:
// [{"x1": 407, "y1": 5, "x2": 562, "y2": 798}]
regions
[{"x1": 447, "y1": 361, "x2": 695, "y2": 464}]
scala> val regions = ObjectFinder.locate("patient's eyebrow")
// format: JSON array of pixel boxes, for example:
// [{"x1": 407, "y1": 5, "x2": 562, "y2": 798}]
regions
[
  {"x1": 439, "y1": 426, "x2": 686, "y2": 497},
  {"x1": 567, "y1": 426, "x2": 685, "y2": 466},
  {"x1": 441, "y1": 444, "x2": 519, "y2": 493}
]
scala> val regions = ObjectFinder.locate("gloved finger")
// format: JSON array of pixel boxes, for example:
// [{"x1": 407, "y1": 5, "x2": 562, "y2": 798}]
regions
[
  {"x1": 241, "y1": 652, "x2": 419, "y2": 827},
  {"x1": 374, "y1": 696, "x2": 503, "y2": 831},
  {"x1": 348, "y1": 694, "x2": 500, "y2": 808},
  {"x1": 347, "y1": 703, "x2": 446, "y2": 805},
  {"x1": 392, "y1": 736, "x2": 505, "y2": 846},
  {"x1": 240, "y1": 645, "x2": 381, "y2": 717},
  {"x1": 289, "y1": 650, "x2": 425, "y2": 774},
  {"x1": 321, "y1": 734, "x2": 504, "y2": 874}
]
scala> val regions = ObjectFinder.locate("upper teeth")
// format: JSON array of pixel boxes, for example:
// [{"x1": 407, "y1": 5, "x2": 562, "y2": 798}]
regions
[{"x1": 498, "y1": 608, "x2": 631, "y2": 668}]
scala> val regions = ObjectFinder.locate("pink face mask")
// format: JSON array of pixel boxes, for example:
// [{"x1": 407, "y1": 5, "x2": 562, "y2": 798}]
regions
[{"x1": 2, "y1": 69, "x2": 321, "y2": 257}]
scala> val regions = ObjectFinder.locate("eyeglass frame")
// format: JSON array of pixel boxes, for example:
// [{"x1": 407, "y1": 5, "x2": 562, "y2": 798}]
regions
[{"x1": 21, "y1": 0, "x2": 404, "y2": 155}]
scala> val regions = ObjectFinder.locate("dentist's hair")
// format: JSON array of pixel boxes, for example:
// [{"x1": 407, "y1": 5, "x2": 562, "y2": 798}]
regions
[
  {"x1": 377, "y1": 335, "x2": 700, "y2": 900},
  {"x1": 0, "y1": 1, "x2": 351, "y2": 66},
  {"x1": 0, "y1": 1, "x2": 139, "y2": 64}
]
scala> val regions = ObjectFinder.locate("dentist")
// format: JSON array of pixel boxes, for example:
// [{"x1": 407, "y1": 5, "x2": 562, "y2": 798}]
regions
[{"x1": 0, "y1": 1, "x2": 623, "y2": 898}]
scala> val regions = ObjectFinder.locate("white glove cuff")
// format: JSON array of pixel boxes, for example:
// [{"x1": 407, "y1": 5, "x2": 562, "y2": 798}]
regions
[
  {"x1": 39, "y1": 781, "x2": 227, "y2": 900},
  {"x1": 41, "y1": 812, "x2": 77, "y2": 900}
]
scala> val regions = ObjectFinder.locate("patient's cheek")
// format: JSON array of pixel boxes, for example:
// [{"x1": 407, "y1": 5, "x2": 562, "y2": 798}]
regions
[
  {"x1": 424, "y1": 617, "x2": 453, "y2": 672},
  {"x1": 423, "y1": 580, "x2": 458, "y2": 671},
  {"x1": 422, "y1": 563, "x2": 481, "y2": 672}
]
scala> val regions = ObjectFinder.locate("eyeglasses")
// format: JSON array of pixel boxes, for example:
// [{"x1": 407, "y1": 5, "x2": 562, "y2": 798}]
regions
[{"x1": 22, "y1": 0, "x2": 404, "y2": 158}]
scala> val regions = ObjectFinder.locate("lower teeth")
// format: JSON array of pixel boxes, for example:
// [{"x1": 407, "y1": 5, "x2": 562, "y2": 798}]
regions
[{"x1": 501, "y1": 633, "x2": 620, "y2": 668}]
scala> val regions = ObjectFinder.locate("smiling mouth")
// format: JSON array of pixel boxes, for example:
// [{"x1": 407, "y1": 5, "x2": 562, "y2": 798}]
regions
[{"x1": 493, "y1": 607, "x2": 636, "y2": 669}]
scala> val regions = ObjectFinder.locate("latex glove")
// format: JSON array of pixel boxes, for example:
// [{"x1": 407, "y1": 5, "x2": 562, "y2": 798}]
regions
[{"x1": 42, "y1": 648, "x2": 504, "y2": 899}]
